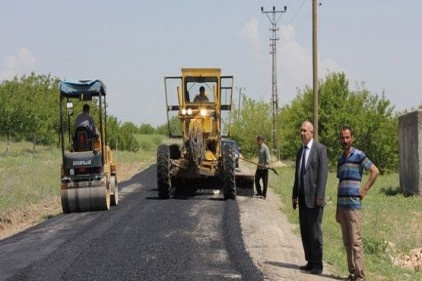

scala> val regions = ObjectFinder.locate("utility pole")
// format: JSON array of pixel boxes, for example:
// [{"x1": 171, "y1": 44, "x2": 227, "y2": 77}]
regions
[
  {"x1": 261, "y1": 5, "x2": 287, "y2": 161},
  {"x1": 312, "y1": 0, "x2": 319, "y2": 141}
]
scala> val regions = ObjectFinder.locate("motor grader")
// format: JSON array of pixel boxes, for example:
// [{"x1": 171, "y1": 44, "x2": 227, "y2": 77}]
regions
[
  {"x1": 59, "y1": 80, "x2": 118, "y2": 213},
  {"x1": 158, "y1": 68, "x2": 253, "y2": 200}
]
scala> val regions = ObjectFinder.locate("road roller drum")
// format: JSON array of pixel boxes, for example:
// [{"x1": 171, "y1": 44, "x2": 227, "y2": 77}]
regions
[{"x1": 61, "y1": 184, "x2": 110, "y2": 213}]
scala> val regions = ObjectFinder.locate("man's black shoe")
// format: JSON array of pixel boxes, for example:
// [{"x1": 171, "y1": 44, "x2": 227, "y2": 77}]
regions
[
  {"x1": 310, "y1": 267, "x2": 323, "y2": 275},
  {"x1": 299, "y1": 263, "x2": 312, "y2": 271}
]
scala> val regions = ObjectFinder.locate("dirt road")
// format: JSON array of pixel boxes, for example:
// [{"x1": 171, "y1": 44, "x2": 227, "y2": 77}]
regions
[{"x1": 239, "y1": 189, "x2": 340, "y2": 281}]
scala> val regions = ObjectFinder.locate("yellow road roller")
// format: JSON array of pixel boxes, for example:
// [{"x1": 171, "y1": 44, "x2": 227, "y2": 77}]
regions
[{"x1": 59, "y1": 80, "x2": 118, "y2": 213}]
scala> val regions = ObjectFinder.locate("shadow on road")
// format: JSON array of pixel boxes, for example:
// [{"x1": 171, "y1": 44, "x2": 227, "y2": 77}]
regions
[{"x1": 265, "y1": 261, "x2": 344, "y2": 280}]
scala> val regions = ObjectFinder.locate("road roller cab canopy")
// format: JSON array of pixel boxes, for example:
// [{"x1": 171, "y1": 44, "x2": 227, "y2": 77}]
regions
[{"x1": 60, "y1": 80, "x2": 106, "y2": 99}]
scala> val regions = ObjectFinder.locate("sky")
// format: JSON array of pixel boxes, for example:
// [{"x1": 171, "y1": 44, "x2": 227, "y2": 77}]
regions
[{"x1": 1, "y1": 0, "x2": 421, "y2": 126}]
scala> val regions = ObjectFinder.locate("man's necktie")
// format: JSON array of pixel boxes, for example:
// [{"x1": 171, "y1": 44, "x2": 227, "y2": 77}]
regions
[{"x1": 299, "y1": 146, "x2": 307, "y2": 192}]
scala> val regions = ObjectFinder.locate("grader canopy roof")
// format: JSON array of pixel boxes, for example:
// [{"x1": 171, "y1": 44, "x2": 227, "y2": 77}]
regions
[{"x1": 60, "y1": 80, "x2": 106, "y2": 98}]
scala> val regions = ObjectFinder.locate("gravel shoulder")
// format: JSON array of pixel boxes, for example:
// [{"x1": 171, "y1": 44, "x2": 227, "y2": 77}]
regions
[{"x1": 238, "y1": 188, "x2": 341, "y2": 281}]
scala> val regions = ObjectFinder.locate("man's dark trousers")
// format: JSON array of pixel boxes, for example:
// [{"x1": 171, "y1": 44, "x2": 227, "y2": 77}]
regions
[
  {"x1": 255, "y1": 168, "x2": 268, "y2": 196},
  {"x1": 298, "y1": 193, "x2": 324, "y2": 269}
]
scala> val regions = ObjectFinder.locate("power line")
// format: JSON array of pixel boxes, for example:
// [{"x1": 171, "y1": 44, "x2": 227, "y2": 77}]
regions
[{"x1": 285, "y1": 0, "x2": 307, "y2": 26}]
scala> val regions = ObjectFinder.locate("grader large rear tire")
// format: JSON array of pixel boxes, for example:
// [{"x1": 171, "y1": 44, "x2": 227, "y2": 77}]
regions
[
  {"x1": 157, "y1": 144, "x2": 171, "y2": 199},
  {"x1": 110, "y1": 175, "x2": 119, "y2": 206},
  {"x1": 223, "y1": 144, "x2": 236, "y2": 200},
  {"x1": 61, "y1": 184, "x2": 110, "y2": 213}
]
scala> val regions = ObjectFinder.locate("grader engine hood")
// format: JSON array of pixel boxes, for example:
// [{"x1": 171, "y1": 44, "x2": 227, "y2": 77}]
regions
[{"x1": 64, "y1": 151, "x2": 103, "y2": 169}]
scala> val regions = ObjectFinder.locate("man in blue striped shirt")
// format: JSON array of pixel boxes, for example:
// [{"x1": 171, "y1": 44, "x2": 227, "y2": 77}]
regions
[{"x1": 336, "y1": 126, "x2": 379, "y2": 281}]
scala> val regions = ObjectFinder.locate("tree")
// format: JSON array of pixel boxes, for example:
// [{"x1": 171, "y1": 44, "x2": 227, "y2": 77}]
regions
[
  {"x1": 121, "y1": 121, "x2": 139, "y2": 134},
  {"x1": 0, "y1": 73, "x2": 60, "y2": 152},
  {"x1": 106, "y1": 116, "x2": 140, "y2": 152},
  {"x1": 231, "y1": 97, "x2": 272, "y2": 158},
  {"x1": 155, "y1": 123, "x2": 168, "y2": 135},
  {"x1": 0, "y1": 73, "x2": 141, "y2": 153},
  {"x1": 279, "y1": 72, "x2": 398, "y2": 172},
  {"x1": 139, "y1": 123, "x2": 155, "y2": 134}
]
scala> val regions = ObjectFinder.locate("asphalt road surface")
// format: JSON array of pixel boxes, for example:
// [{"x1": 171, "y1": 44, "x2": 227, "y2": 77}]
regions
[{"x1": 0, "y1": 165, "x2": 263, "y2": 281}]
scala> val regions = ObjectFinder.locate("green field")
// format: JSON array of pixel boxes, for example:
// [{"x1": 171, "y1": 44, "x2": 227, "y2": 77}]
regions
[{"x1": 270, "y1": 166, "x2": 422, "y2": 281}]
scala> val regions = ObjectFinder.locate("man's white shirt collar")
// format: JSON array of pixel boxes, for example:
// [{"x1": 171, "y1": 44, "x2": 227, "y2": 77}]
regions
[{"x1": 305, "y1": 138, "x2": 314, "y2": 150}]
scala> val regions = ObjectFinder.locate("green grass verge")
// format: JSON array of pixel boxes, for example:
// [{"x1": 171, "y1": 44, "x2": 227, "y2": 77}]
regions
[
  {"x1": 0, "y1": 134, "x2": 163, "y2": 213},
  {"x1": 0, "y1": 143, "x2": 61, "y2": 211},
  {"x1": 270, "y1": 166, "x2": 422, "y2": 281}
]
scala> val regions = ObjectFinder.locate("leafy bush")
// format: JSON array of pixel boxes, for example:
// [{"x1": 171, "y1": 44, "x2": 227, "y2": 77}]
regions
[
  {"x1": 107, "y1": 116, "x2": 140, "y2": 152},
  {"x1": 364, "y1": 238, "x2": 389, "y2": 257},
  {"x1": 139, "y1": 139, "x2": 153, "y2": 151},
  {"x1": 152, "y1": 135, "x2": 162, "y2": 145},
  {"x1": 139, "y1": 123, "x2": 155, "y2": 134}
]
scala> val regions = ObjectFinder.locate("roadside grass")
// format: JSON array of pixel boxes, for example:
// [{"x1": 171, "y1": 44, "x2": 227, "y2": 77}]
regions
[
  {"x1": 114, "y1": 134, "x2": 163, "y2": 170},
  {"x1": 0, "y1": 142, "x2": 60, "y2": 212},
  {"x1": 0, "y1": 135, "x2": 163, "y2": 213},
  {"x1": 270, "y1": 166, "x2": 422, "y2": 281}
]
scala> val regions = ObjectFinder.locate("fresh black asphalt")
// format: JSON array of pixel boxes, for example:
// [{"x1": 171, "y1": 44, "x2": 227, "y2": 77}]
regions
[{"x1": 0, "y1": 165, "x2": 263, "y2": 281}]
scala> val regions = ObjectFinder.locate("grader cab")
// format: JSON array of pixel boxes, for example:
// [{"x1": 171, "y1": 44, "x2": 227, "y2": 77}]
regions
[
  {"x1": 157, "y1": 68, "x2": 238, "y2": 199},
  {"x1": 59, "y1": 80, "x2": 118, "y2": 213}
]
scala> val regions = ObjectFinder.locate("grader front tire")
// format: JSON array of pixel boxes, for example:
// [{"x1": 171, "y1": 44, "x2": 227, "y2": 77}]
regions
[
  {"x1": 223, "y1": 145, "x2": 236, "y2": 200},
  {"x1": 157, "y1": 144, "x2": 171, "y2": 199}
]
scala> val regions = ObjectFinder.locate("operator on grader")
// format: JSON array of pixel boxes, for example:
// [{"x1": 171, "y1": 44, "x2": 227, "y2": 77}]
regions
[{"x1": 193, "y1": 86, "x2": 209, "y2": 102}]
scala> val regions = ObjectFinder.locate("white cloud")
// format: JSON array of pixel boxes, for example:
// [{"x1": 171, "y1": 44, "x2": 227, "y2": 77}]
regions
[
  {"x1": 277, "y1": 25, "x2": 342, "y2": 104},
  {"x1": 238, "y1": 18, "x2": 262, "y2": 54},
  {"x1": 0, "y1": 47, "x2": 37, "y2": 81}
]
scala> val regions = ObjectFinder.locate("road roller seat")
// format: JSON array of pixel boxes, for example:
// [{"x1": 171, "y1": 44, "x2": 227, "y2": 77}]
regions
[{"x1": 73, "y1": 126, "x2": 94, "y2": 152}]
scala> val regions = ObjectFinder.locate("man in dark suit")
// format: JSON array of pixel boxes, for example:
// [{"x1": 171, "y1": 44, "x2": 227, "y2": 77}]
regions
[{"x1": 292, "y1": 120, "x2": 328, "y2": 275}]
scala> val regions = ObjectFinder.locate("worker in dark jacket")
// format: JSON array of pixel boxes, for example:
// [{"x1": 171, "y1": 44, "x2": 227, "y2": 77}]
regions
[{"x1": 255, "y1": 135, "x2": 271, "y2": 199}]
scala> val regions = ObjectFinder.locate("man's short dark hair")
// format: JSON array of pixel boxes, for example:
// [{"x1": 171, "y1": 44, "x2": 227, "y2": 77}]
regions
[
  {"x1": 199, "y1": 86, "x2": 205, "y2": 93},
  {"x1": 340, "y1": 126, "x2": 354, "y2": 137},
  {"x1": 83, "y1": 104, "x2": 90, "y2": 112},
  {"x1": 257, "y1": 135, "x2": 264, "y2": 141}
]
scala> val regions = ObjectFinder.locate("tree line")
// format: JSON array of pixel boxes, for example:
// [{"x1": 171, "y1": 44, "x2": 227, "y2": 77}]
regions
[
  {"x1": 231, "y1": 72, "x2": 418, "y2": 173},
  {"x1": 0, "y1": 73, "x2": 165, "y2": 153},
  {"x1": 1, "y1": 72, "x2": 416, "y2": 173}
]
